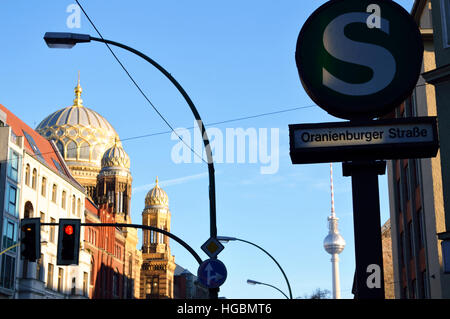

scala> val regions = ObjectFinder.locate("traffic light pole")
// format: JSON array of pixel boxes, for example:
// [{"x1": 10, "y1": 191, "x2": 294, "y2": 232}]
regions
[{"x1": 41, "y1": 222, "x2": 203, "y2": 265}]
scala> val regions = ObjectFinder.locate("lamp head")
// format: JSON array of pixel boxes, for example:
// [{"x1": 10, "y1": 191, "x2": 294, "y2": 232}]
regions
[
  {"x1": 217, "y1": 236, "x2": 237, "y2": 243},
  {"x1": 44, "y1": 32, "x2": 91, "y2": 49},
  {"x1": 247, "y1": 279, "x2": 260, "y2": 285}
]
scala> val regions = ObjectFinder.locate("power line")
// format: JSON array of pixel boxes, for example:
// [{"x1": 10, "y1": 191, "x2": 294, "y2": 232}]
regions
[
  {"x1": 74, "y1": 0, "x2": 207, "y2": 164},
  {"x1": 0, "y1": 103, "x2": 317, "y2": 165}
]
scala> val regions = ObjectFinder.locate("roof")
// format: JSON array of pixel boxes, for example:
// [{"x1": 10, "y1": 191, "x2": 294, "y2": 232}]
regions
[{"x1": 0, "y1": 103, "x2": 84, "y2": 191}]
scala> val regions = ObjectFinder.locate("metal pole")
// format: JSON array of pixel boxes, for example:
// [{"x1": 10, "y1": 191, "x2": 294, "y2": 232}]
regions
[
  {"x1": 234, "y1": 238, "x2": 293, "y2": 299},
  {"x1": 343, "y1": 160, "x2": 386, "y2": 299},
  {"x1": 88, "y1": 36, "x2": 217, "y2": 240},
  {"x1": 42, "y1": 222, "x2": 203, "y2": 265},
  {"x1": 253, "y1": 281, "x2": 290, "y2": 299}
]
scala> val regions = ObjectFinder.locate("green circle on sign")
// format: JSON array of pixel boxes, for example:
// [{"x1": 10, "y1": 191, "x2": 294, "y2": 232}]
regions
[{"x1": 296, "y1": 0, "x2": 423, "y2": 120}]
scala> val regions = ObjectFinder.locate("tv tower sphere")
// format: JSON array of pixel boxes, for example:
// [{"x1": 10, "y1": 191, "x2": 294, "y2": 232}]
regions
[{"x1": 323, "y1": 163, "x2": 345, "y2": 299}]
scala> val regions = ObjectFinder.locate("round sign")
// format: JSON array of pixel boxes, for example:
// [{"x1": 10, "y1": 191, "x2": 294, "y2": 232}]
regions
[
  {"x1": 197, "y1": 259, "x2": 227, "y2": 289},
  {"x1": 296, "y1": 0, "x2": 423, "y2": 120}
]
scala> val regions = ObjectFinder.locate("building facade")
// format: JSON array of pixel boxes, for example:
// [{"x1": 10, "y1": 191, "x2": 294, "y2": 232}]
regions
[
  {"x1": 386, "y1": 0, "x2": 450, "y2": 298},
  {"x1": 0, "y1": 103, "x2": 91, "y2": 299},
  {"x1": 140, "y1": 178, "x2": 176, "y2": 299},
  {"x1": 36, "y1": 78, "x2": 143, "y2": 299}
]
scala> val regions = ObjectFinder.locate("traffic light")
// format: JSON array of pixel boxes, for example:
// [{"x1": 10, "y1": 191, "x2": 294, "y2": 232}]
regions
[
  {"x1": 57, "y1": 219, "x2": 80, "y2": 265},
  {"x1": 20, "y1": 218, "x2": 41, "y2": 262}
]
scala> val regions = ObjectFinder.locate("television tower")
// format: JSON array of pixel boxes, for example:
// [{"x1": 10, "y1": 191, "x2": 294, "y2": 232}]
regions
[{"x1": 323, "y1": 163, "x2": 346, "y2": 299}]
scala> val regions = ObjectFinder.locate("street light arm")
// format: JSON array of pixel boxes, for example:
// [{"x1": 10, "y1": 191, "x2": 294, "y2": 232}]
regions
[
  {"x1": 236, "y1": 238, "x2": 293, "y2": 299},
  {"x1": 254, "y1": 281, "x2": 290, "y2": 300},
  {"x1": 87, "y1": 36, "x2": 217, "y2": 239}
]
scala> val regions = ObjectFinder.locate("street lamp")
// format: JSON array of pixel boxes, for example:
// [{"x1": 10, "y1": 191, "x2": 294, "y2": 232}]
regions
[
  {"x1": 246, "y1": 279, "x2": 289, "y2": 299},
  {"x1": 43, "y1": 31, "x2": 217, "y2": 238},
  {"x1": 44, "y1": 31, "x2": 219, "y2": 298},
  {"x1": 218, "y1": 236, "x2": 293, "y2": 299}
]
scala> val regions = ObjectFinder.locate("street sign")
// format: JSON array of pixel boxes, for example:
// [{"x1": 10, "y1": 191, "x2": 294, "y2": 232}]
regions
[
  {"x1": 289, "y1": 117, "x2": 439, "y2": 164},
  {"x1": 295, "y1": 0, "x2": 423, "y2": 120},
  {"x1": 201, "y1": 237, "x2": 224, "y2": 259},
  {"x1": 197, "y1": 259, "x2": 227, "y2": 289}
]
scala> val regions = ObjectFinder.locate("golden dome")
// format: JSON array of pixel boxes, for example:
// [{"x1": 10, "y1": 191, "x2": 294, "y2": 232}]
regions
[
  {"x1": 36, "y1": 76, "x2": 119, "y2": 169},
  {"x1": 145, "y1": 177, "x2": 169, "y2": 207},
  {"x1": 101, "y1": 139, "x2": 130, "y2": 169}
]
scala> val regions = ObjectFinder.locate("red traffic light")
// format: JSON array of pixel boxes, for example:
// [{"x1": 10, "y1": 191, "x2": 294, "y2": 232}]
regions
[{"x1": 64, "y1": 225, "x2": 74, "y2": 235}]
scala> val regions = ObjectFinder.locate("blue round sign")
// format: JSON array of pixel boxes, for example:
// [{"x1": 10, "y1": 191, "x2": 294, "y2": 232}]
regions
[{"x1": 197, "y1": 259, "x2": 227, "y2": 289}]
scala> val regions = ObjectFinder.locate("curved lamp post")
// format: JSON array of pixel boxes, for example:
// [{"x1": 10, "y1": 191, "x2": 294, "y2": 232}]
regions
[
  {"x1": 43, "y1": 32, "x2": 217, "y2": 239},
  {"x1": 44, "y1": 31, "x2": 219, "y2": 298},
  {"x1": 247, "y1": 279, "x2": 289, "y2": 299},
  {"x1": 218, "y1": 236, "x2": 293, "y2": 299}
]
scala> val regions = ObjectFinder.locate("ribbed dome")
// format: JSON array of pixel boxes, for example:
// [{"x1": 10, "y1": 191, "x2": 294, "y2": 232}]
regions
[
  {"x1": 36, "y1": 78, "x2": 119, "y2": 168},
  {"x1": 101, "y1": 141, "x2": 130, "y2": 169},
  {"x1": 145, "y1": 177, "x2": 169, "y2": 207}
]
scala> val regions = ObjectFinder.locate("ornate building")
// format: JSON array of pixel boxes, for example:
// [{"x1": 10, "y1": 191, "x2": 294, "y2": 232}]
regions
[
  {"x1": 140, "y1": 177, "x2": 176, "y2": 299},
  {"x1": 36, "y1": 77, "x2": 119, "y2": 201},
  {"x1": 36, "y1": 77, "x2": 142, "y2": 298}
]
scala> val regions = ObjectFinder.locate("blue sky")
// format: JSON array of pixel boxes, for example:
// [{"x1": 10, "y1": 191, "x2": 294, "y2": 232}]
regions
[{"x1": 0, "y1": 0, "x2": 415, "y2": 299}]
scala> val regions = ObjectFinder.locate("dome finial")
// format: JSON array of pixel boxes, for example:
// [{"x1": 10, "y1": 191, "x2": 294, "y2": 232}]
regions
[
  {"x1": 74, "y1": 71, "x2": 83, "y2": 107},
  {"x1": 155, "y1": 176, "x2": 159, "y2": 186}
]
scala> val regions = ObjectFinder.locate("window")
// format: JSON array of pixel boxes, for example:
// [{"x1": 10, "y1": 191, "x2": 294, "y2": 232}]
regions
[
  {"x1": 7, "y1": 185, "x2": 18, "y2": 217},
  {"x1": 417, "y1": 209, "x2": 425, "y2": 248},
  {"x1": 40, "y1": 212, "x2": 45, "y2": 224},
  {"x1": 8, "y1": 149, "x2": 19, "y2": 182},
  {"x1": 113, "y1": 270, "x2": 119, "y2": 297},
  {"x1": 61, "y1": 191, "x2": 66, "y2": 209},
  {"x1": 31, "y1": 168, "x2": 37, "y2": 190},
  {"x1": 422, "y1": 271, "x2": 429, "y2": 299},
  {"x1": 36, "y1": 254, "x2": 43, "y2": 281},
  {"x1": 47, "y1": 263, "x2": 54, "y2": 289},
  {"x1": 0, "y1": 254, "x2": 16, "y2": 289},
  {"x1": 50, "y1": 218, "x2": 56, "y2": 243},
  {"x1": 41, "y1": 177, "x2": 47, "y2": 197},
  {"x1": 404, "y1": 164, "x2": 410, "y2": 201},
  {"x1": 52, "y1": 184, "x2": 57, "y2": 203},
  {"x1": 57, "y1": 268, "x2": 64, "y2": 292},
  {"x1": 2, "y1": 220, "x2": 16, "y2": 253},
  {"x1": 72, "y1": 195, "x2": 76, "y2": 215},
  {"x1": 66, "y1": 140, "x2": 77, "y2": 159},
  {"x1": 77, "y1": 198, "x2": 81, "y2": 216},
  {"x1": 90, "y1": 258, "x2": 95, "y2": 285},
  {"x1": 79, "y1": 142, "x2": 90, "y2": 159},
  {"x1": 22, "y1": 130, "x2": 45, "y2": 162},
  {"x1": 408, "y1": 221, "x2": 415, "y2": 257},
  {"x1": 399, "y1": 232, "x2": 405, "y2": 267},
  {"x1": 83, "y1": 272, "x2": 88, "y2": 296},
  {"x1": 25, "y1": 164, "x2": 30, "y2": 186},
  {"x1": 441, "y1": 0, "x2": 450, "y2": 47},
  {"x1": 71, "y1": 277, "x2": 76, "y2": 295}
]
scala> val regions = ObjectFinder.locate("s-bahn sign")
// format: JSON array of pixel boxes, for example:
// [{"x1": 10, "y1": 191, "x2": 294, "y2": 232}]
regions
[
  {"x1": 295, "y1": 0, "x2": 423, "y2": 120},
  {"x1": 289, "y1": 117, "x2": 439, "y2": 164}
]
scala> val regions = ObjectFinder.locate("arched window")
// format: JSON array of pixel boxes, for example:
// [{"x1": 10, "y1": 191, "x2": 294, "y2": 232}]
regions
[
  {"x1": 61, "y1": 191, "x2": 66, "y2": 209},
  {"x1": 52, "y1": 184, "x2": 57, "y2": 203},
  {"x1": 56, "y1": 141, "x2": 64, "y2": 157},
  {"x1": 79, "y1": 142, "x2": 90, "y2": 160},
  {"x1": 24, "y1": 201, "x2": 33, "y2": 218},
  {"x1": 66, "y1": 140, "x2": 77, "y2": 159},
  {"x1": 25, "y1": 164, "x2": 30, "y2": 186},
  {"x1": 77, "y1": 198, "x2": 81, "y2": 216},
  {"x1": 72, "y1": 195, "x2": 76, "y2": 215},
  {"x1": 90, "y1": 256, "x2": 95, "y2": 285},
  {"x1": 31, "y1": 168, "x2": 37, "y2": 190},
  {"x1": 41, "y1": 177, "x2": 47, "y2": 197}
]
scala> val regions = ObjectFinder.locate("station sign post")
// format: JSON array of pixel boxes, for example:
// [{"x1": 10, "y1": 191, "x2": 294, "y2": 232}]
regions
[{"x1": 291, "y1": 0, "x2": 433, "y2": 299}]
